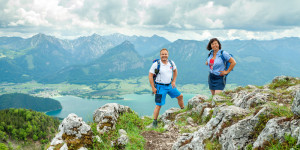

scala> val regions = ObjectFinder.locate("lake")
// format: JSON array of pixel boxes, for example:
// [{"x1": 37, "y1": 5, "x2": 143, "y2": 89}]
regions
[{"x1": 46, "y1": 93, "x2": 197, "y2": 122}]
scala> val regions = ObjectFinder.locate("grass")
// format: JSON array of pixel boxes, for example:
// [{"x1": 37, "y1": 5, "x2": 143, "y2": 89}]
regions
[
  {"x1": 269, "y1": 102, "x2": 293, "y2": 118},
  {"x1": 90, "y1": 111, "x2": 146, "y2": 149},
  {"x1": 204, "y1": 139, "x2": 221, "y2": 150},
  {"x1": 259, "y1": 134, "x2": 300, "y2": 150},
  {"x1": 269, "y1": 77, "x2": 300, "y2": 90}
]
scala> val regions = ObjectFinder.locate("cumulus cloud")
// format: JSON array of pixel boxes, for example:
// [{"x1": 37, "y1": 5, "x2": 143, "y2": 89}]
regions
[{"x1": 0, "y1": 0, "x2": 300, "y2": 41}]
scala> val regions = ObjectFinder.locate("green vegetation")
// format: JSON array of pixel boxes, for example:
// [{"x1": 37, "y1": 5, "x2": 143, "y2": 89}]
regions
[
  {"x1": 269, "y1": 103, "x2": 294, "y2": 118},
  {"x1": 269, "y1": 77, "x2": 300, "y2": 90},
  {"x1": 0, "y1": 108, "x2": 60, "y2": 149},
  {"x1": 257, "y1": 134, "x2": 300, "y2": 150},
  {"x1": 204, "y1": 139, "x2": 221, "y2": 150},
  {"x1": 91, "y1": 111, "x2": 146, "y2": 149},
  {"x1": 0, "y1": 93, "x2": 62, "y2": 112}
]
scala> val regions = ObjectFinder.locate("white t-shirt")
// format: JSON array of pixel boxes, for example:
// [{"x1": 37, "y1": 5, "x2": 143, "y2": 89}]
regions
[{"x1": 149, "y1": 60, "x2": 177, "y2": 84}]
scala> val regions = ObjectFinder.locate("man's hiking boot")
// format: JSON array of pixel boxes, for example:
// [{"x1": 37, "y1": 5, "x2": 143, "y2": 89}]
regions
[{"x1": 152, "y1": 120, "x2": 158, "y2": 128}]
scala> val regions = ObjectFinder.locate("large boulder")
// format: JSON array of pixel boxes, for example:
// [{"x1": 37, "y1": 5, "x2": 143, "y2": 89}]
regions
[
  {"x1": 48, "y1": 113, "x2": 93, "y2": 150},
  {"x1": 172, "y1": 105, "x2": 249, "y2": 150},
  {"x1": 219, "y1": 107, "x2": 269, "y2": 149},
  {"x1": 232, "y1": 89, "x2": 270, "y2": 109},
  {"x1": 292, "y1": 90, "x2": 300, "y2": 116},
  {"x1": 93, "y1": 103, "x2": 130, "y2": 134},
  {"x1": 187, "y1": 95, "x2": 208, "y2": 109},
  {"x1": 160, "y1": 107, "x2": 181, "y2": 126},
  {"x1": 253, "y1": 117, "x2": 300, "y2": 149}
]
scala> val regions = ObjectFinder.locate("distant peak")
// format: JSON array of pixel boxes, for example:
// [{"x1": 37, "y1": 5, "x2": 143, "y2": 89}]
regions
[
  {"x1": 33, "y1": 33, "x2": 46, "y2": 38},
  {"x1": 91, "y1": 33, "x2": 101, "y2": 37},
  {"x1": 151, "y1": 34, "x2": 159, "y2": 38},
  {"x1": 121, "y1": 40, "x2": 132, "y2": 45}
]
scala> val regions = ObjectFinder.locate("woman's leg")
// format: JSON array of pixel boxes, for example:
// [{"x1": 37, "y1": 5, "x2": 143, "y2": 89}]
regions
[
  {"x1": 210, "y1": 90, "x2": 215, "y2": 95},
  {"x1": 215, "y1": 90, "x2": 222, "y2": 94}
]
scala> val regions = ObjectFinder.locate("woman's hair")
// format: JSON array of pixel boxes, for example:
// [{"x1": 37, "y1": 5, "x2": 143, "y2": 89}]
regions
[{"x1": 206, "y1": 38, "x2": 221, "y2": 51}]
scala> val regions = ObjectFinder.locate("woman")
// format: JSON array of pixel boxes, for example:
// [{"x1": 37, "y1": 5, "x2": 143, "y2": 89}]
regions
[{"x1": 205, "y1": 38, "x2": 236, "y2": 95}]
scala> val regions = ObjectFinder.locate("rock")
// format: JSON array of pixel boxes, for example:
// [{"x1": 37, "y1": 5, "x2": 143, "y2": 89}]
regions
[
  {"x1": 192, "y1": 102, "x2": 211, "y2": 115},
  {"x1": 172, "y1": 106, "x2": 249, "y2": 150},
  {"x1": 292, "y1": 90, "x2": 300, "y2": 116},
  {"x1": 219, "y1": 107, "x2": 269, "y2": 149},
  {"x1": 272, "y1": 76, "x2": 292, "y2": 83},
  {"x1": 160, "y1": 107, "x2": 181, "y2": 125},
  {"x1": 48, "y1": 113, "x2": 93, "y2": 150},
  {"x1": 233, "y1": 89, "x2": 270, "y2": 109},
  {"x1": 187, "y1": 95, "x2": 208, "y2": 109},
  {"x1": 201, "y1": 108, "x2": 212, "y2": 123},
  {"x1": 93, "y1": 135, "x2": 102, "y2": 143},
  {"x1": 111, "y1": 129, "x2": 129, "y2": 148},
  {"x1": 253, "y1": 118, "x2": 300, "y2": 149},
  {"x1": 93, "y1": 103, "x2": 130, "y2": 134},
  {"x1": 247, "y1": 85, "x2": 258, "y2": 89},
  {"x1": 212, "y1": 95, "x2": 227, "y2": 102},
  {"x1": 187, "y1": 117, "x2": 194, "y2": 126}
]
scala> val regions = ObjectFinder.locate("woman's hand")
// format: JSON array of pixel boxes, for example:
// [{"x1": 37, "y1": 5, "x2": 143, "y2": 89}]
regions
[{"x1": 219, "y1": 70, "x2": 229, "y2": 76}]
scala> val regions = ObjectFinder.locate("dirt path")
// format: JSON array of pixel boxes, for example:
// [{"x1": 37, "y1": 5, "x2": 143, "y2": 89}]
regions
[{"x1": 141, "y1": 130, "x2": 180, "y2": 150}]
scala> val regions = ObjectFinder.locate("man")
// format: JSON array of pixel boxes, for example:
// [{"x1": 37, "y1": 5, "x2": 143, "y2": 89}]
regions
[{"x1": 149, "y1": 48, "x2": 184, "y2": 128}]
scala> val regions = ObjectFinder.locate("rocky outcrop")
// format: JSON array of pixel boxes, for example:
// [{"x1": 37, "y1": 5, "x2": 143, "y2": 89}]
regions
[
  {"x1": 111, "y1": 129, "x2": 129, "y2": 149},
  {"x1": 172, "y1": 106, "x2": 249, "y2": 150},
  {"x1": 219, "y1": 107, "x2": 269, "y2": 150},
  {"x1": 48, "y1": 113, "x2": 93, "y2": 150},
  {"x1": 232, "y1": 89, "x2": 270, "y2": 109},
  {"x1": 253, "y1": 118, "x2": 300, "y2": 148},
  {"x1": 47, "y1": 76, "x2": 300, "y2": 150},
  {"x1": 292, "y1": 90, "x2": 300, "y2": 116},
  {"x1": 93, "y1": 103, "x2": 130, "y2": 134},
  {"x1": 187, "y1": 95, "x2": 208, "y2": 109}
]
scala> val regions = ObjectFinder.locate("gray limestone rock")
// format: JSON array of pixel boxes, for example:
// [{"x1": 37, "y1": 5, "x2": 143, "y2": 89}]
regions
[
  {"x1": 233, "y1": 89, "x2": 270, "y2": 109},
  {"x1": 172, "y1": 106, "x2": 249, "y2": 150},
  {"x1": 292, "y1": 90, "x2": 300, "y2": 116},
  {"x1": 160, "y1": 107, "x2": 181, "y2": 125},
  {"x1": 93, "y1": 103, "x2": 130, "y2": 134},
  {"x1": 219, "y1": 107, "x2": 269, "y2": 149},
  {"x1": 187, "y1": 95, "x2": 208, "y2": 109},
  {"x1": 253, "y1": 117, "x2": 300, "y2": 149},
  {"x1": 48, "y1": 113, "x2": 93, "y2": 150},
  {"x1": 111, "y1": 129, "x2": 129, "y2": 148}
]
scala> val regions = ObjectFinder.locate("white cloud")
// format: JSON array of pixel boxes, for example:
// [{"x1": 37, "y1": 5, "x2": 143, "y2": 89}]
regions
[{"x1": 1, "y1": 0, "x2": 300, "y2": 41}]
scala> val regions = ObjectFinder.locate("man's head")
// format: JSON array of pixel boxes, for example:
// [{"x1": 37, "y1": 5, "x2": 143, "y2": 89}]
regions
[{"x1": 160, "y1": 48, "x2": 169, "y2": 61}]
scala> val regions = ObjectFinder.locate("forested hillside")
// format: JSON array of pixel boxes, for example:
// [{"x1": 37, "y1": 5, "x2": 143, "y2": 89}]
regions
[
  {"x1": 0, "y1": 93, "x2": 62, "y2": 112},
  {"x1": 0, "y1": 108, "x2": 60, "y2": 149}
]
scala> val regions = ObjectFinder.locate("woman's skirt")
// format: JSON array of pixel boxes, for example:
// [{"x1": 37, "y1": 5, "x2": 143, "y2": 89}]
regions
[{"x1": 208, "y1": 73, "x2": 226, "y2": 90}]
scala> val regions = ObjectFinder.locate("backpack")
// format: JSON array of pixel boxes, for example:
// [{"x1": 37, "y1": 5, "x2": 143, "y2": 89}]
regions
[
  {"x1": 208, "y1": 50, "x2": 233, "y2": 76},
  {"x1": 152, "y1": 59, "x2": 174, "y2": 83}
]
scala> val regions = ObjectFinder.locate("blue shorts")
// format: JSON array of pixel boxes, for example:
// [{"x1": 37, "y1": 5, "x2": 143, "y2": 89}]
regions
[{"x1": 155, "y1": 84, "x2": 181, "y2": 106}]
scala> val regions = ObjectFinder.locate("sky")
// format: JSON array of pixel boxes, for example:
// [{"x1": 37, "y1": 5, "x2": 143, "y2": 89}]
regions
[{"x1": 1, "y1": 0, "x2": 300, "y2": 41}]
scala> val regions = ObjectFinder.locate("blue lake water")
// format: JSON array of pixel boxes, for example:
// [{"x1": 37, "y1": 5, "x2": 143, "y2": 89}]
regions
[{"x1": 46, "y1": 93, "x2": 196, "y2": 122}]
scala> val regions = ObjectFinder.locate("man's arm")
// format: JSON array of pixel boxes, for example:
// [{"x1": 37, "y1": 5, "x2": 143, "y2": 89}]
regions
[
  {"x1": 171, "y1": 69, "x2": 178, "y2": 88},
  {"x1": 149, "y1": 73, "x2": 157, "y2": 94}
]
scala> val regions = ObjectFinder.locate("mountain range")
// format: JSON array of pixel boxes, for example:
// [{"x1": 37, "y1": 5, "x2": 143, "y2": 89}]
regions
[{"x1": 1, "y1": 33, "x2": 300, "y2": 86}]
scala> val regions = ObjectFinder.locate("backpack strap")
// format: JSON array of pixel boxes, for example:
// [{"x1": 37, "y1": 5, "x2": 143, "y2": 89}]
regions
[
  {"x1": 168, "y1": 59, "x2": 174, "y2": 82},
  {"x1": 157, "y1": 60, "x2": 161, "y2": 73},
  {"x1": 220, "y1": 50, "x2": 226, "y2": 65},
  {"x1": 207, "y1": 50, "x2": 213, "y2": 58}
]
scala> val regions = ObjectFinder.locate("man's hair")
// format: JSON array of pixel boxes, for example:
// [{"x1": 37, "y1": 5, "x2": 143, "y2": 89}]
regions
[
  {"x1": 206, "y1": 38, "x2": 222, "y2": 51},
  {"x1": 160, "y1": 48, "x2": 168, "y2": 54}
]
